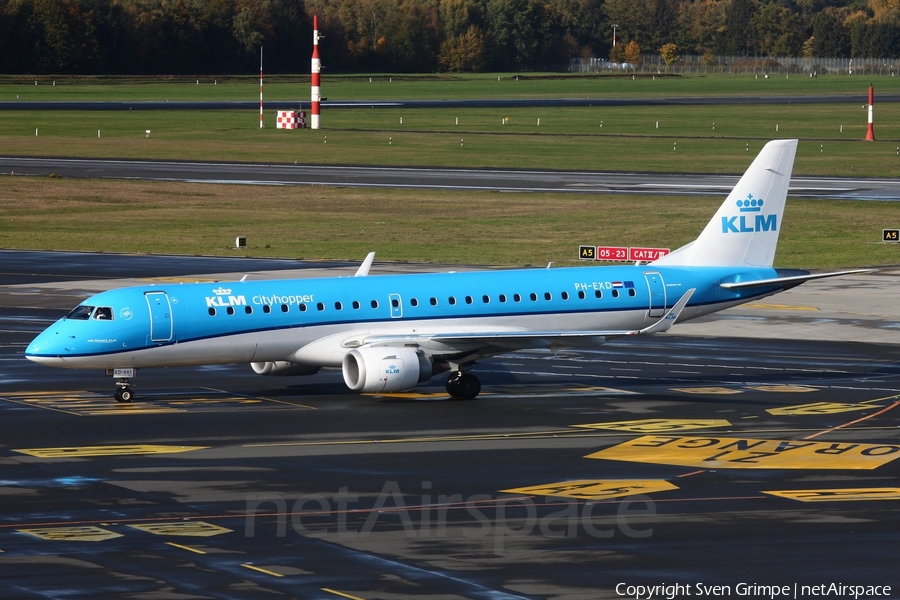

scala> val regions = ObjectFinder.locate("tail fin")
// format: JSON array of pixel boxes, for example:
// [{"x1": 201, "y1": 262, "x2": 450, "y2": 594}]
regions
[{"x1": 653, "y1": 139, "x2": 797, "y2": 268}]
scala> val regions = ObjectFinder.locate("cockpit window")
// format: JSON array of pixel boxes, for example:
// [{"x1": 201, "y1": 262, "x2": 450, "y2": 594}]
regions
[
  {"x1": 93, "y1": 307, "x2": 113, "y2": 320},
  {"x1": 65, "y1": 305, "x2": 95, "y2": 320}
]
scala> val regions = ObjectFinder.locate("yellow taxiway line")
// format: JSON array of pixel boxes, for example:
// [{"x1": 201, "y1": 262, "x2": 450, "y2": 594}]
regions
[{"x1": 321, "y1": 588, "x2": 366, "y2": 600}]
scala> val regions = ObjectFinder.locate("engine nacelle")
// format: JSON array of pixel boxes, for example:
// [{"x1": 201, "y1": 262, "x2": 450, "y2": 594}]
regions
[
  {"x1": 342, "y1": 347, "x2": 435, "y2": 393},
  {"x1": 251, "y1": 361, "x2": 320, "y2": 377}
]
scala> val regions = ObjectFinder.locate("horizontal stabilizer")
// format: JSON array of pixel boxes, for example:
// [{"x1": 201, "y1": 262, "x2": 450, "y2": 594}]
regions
[{"x1": 720, "y1": 269, "x2": 873, "y2": 291}]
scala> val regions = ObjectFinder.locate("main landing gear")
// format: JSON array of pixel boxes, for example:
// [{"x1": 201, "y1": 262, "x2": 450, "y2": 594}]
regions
[
  {"x1": 114, "y1": 379, "x2": 134, "y2": 403},
  {"x1": 446, "y1": 371, "x2": 481, "y2": 400}
]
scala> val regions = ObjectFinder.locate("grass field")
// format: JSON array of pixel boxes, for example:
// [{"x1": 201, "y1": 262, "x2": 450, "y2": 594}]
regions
[
  {"x1": 5, "y1": 72, "x2": 900, "y2": 102},
  {"x1": 1, "y1": 73, "x2": 898, "y2": 268},
  {"x1": 5, "y1": 102, "x2": 900, "y2": 175},
  {"x1": 2, "y1": 176, "x2": 896, "y2": 269}
]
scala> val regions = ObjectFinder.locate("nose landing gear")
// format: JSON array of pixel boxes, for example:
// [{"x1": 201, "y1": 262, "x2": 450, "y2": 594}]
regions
[
  {"x1": 114, "y1": 380, "x2": 134, "y2": 403},
  {"x1": 106, "y1": 368, "x2": 136, "y2": 403}
]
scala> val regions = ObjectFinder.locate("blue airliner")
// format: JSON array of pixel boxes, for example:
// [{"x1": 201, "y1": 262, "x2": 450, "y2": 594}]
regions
[{"x1": 25, "y1": 140, "x2": 863, "y2": 402}]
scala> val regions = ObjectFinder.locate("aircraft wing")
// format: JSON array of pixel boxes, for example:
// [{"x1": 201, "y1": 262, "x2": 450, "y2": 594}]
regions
[
  {"x1": 362, "y1": 289, "x2": 694, "y2": 351},
  {"x1": 719, "y1": 269, "x2": 872, "y2": 291}
]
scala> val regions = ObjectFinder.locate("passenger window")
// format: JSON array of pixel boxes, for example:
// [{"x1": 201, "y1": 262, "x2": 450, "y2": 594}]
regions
[
  {"x1": 465, "y1": 296, "x2": 473, "y2": 304},
  {"x1": 93, "y1": 307, "x2": 113, "y2": 320},
  {"x1": 430, "y1": 297, "x2": 438, "y2": 306},
  {"x1": 482, "y1": 295, "x2": 490, "y2": 304},
  {"x1": 499, "y1": 294, "x2": 507, "y2": 303},
  {"x1": 544, "y1": 292, "x2": 552, "y2": 301},
  {"x1": 263, "y1": 305, "x2": 271, "y2": 314},
  {"x1": 595, "y1": 290, "x2": 603, "y2": 299},
  {"x1": 335, "y1": 302, "x2": 343, "y2": 310},
  {"x1": 299, "y1": 303, "x2": 307, "y2": 312},
  {"x1": 391, "y1": 298, "x2": 399, "y2": 308},
  {"x1": 353, "y1": 300, "x2": 361, "y2": 310},
  {"x1": 208, "y1": 308, "x2": 216, "y2": 316},
  {"x1": 371, "y1": 300, "x2": 379, "y2": 309},
  {"x1": 449, "y1": 296, "x2": 457, "y2": 305},
  {"x1": 561, "y1": 291, "x2": 569, "y2": 300},
  {"x1": 612, "y1": 289, "x2": 620, "y2": 298},
  {"x1": 513, "y1": 294, "x2": 521, "y2": 302},
  {"x1": 317, "y1": 302, "x2": 325, "y2": 311},
  {"x1": 411, "y1": 298, "x2": 419, "y2": 307},
  {"x1": 281, "y1": 304, "x2": 289, "y2": 312},
  {"x1": 245, "y1": 306, "x2": 253, "y2": 315},
  {"x1": 628, "y1": 289, "x2": 636, "y2": 297},
  {"x1": 66, "y1": 305, "x2": 94, "y2": 320},
  {"x1": 226, "y1": 306, "x2": 235, "y2": 315},
  {"x1": 578, "y1": 291, "x2": 586, "y2": 300},
  {"x1": 530, "y1": 293, "x2": 537, "y2": 302}
]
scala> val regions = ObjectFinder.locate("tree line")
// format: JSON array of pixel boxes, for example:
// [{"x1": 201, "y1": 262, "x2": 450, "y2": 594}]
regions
[{"x1": 3, "y1": 0, "x2": 900, "y2": 75}]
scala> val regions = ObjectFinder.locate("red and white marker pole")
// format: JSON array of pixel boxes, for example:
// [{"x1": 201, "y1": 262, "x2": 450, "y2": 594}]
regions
[
  {"x1": 311, "y1": 15, "x2": 321, "y2": 130},
  {"x1": 259, "y1": 47, "x2": 264, "y2": 129},
  {"x1": 865, "y1": 84, "x2": 874, "y2": 141}
]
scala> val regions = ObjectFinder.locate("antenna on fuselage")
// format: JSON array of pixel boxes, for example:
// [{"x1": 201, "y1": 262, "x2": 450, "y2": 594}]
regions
[{"x1": 240, "y1": 275, "x2": 249, "y2": 282}]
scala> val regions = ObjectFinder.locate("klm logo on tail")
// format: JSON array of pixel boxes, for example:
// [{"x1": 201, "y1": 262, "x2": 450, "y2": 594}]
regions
[{"x1": 722, "y1": 194, "x2": 777, "y2": 234}]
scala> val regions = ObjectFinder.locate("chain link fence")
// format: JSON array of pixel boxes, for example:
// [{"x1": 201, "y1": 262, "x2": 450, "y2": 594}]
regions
[{"x1": 571, "y1": 55, "x2": 900, "y2": 76}]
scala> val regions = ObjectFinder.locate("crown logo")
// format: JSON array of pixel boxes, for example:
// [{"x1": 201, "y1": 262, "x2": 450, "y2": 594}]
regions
[
  {"x1": 737, "y1": 194, "x2": 763, "y2": 213},
  {"x1": 212, "y1": 287, "x2": 232, "y2": 295}
]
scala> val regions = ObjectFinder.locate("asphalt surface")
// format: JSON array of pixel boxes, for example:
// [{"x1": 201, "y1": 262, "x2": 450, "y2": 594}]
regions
[
  {"x1": 1, "y1": 252, "x2": 899, "y2": 599},
  {"x1": 3, "y1": 94, "x2": 900, "y2": 111},
  {"x1": 4, "y1": 156, "x2": 900, "y2": 200}
]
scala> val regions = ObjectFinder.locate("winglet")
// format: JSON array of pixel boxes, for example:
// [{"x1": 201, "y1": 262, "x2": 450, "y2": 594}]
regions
[
  {"x1": 638, "y1": 288, "x2": 695, "y2": 335},
  {"x1": 354, "y1": 252, "x2": 376, "y2": 277}
]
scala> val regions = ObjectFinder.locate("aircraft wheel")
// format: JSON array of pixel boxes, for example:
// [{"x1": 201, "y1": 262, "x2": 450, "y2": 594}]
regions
[
  {"x1": 446, "y1": 373, "x2": 461, "y2": 397},
  {"x1": 456, "y1": 374, "x2": 481, "y2": 399},
  {"x1": 447, "y1": 373, "x2": 480, "y2": 400},
  {"x1": 115, "y1": 387, "x2": 133, "y2": 403}
]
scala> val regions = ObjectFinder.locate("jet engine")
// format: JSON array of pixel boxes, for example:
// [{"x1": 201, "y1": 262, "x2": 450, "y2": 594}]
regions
[
  {"x1": 251, "y1": 361, "x2": 320, "y2": 377},
  {"x1": 342, "y1": 347, "x2": 438, "y2": 393}
]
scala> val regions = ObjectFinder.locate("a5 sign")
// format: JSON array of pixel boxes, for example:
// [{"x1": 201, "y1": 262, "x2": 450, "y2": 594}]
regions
[{"x1": 884, "y1": 229, "x2": 899, "y2": 243}]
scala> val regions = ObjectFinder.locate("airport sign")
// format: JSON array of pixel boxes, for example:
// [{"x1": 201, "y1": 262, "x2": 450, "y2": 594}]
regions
[
  {"x1": 629, "y1": 247, "x2": 670, "y2": 261},
  {"x1": 579, "y1": 246, "x2": 669, "y2": 261},
  {"x1": 578, "y1": 245, "x2": 596, "y2": 260},
  {"x1": 595, "y1": 246, "x2": 629, "y2": 261}
]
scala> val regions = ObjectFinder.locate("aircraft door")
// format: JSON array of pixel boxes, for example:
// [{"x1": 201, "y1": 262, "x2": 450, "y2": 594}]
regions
[
  {"x1": 388, "y1": 294, "x2": 403, "y2": 318},
  {"x1": 643, "y1": 272, "x2": 666, "y2": 318},
  {"x1": 145, "y1": 291, "x2": 174, "y2": 342}
]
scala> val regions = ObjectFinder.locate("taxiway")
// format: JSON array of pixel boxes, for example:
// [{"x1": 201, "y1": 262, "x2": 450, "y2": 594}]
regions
[{"x1": 1, "y1": 252, "x2": 898, "y2": 599}]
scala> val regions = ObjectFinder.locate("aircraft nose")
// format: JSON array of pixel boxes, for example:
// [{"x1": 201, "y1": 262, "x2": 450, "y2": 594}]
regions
[{"x1": 25, "y1": 326, "x2": 71, "y2": 364}]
